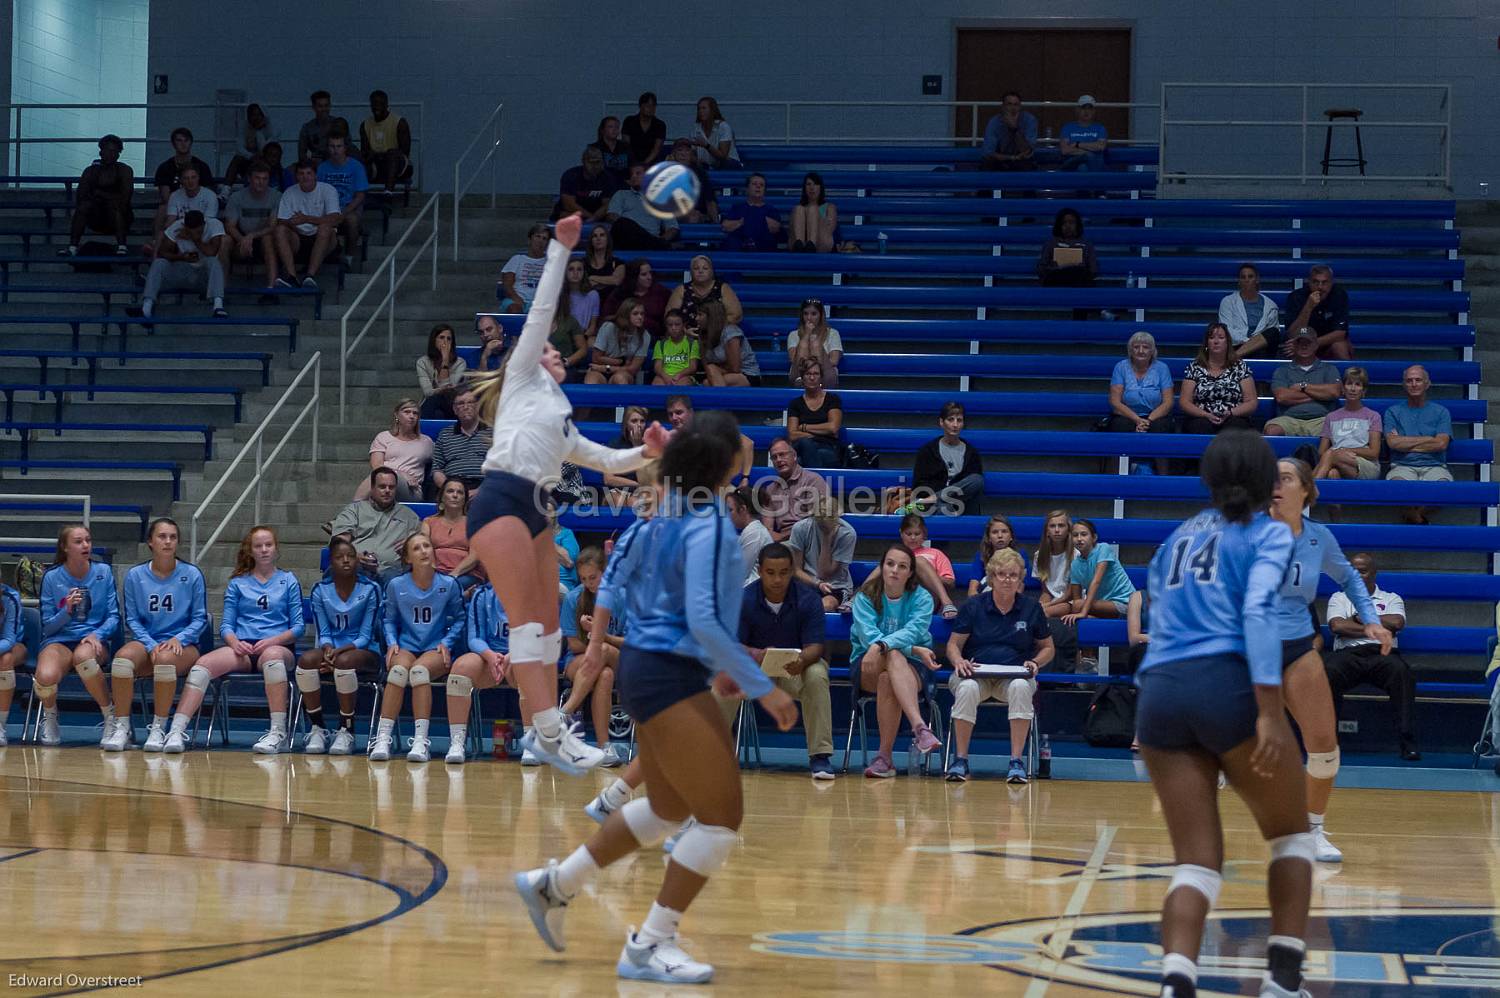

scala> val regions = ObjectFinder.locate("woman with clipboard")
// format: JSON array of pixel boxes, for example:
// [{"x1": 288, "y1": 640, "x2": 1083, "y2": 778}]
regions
[{"x1": 1036, "y1": 207, "x2": 1100, "y2": 321}]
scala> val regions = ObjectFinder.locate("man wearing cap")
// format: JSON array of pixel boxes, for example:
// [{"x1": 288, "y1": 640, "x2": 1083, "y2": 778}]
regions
[
  {"x1": 1059, "y1": 96, "x2": 1109, "y2": 171},
  {"x1": 62, "y1": 134, "x2": 135, "y2": 257},
  {"x1": 1265, "y1": 326, "x2": 1342, "y2": 437},
  {"x1": 139, "y1": 209, "x2": 227, "y2": 319}
]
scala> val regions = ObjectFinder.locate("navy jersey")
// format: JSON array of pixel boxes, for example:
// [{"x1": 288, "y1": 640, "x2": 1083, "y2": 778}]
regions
[
  {"x1": 0, "y1": 584, "x2": 22, "y2": 655},
  {"x1": 1140, "y1": 510, "x2": 1294, "y2": 687},
  {"x1": 310, "y1": 576, "x2": 382, "y2": 650},
  {"x1": 222, "y1": 570, "x2": 305, "y2": 643},
  {"x1": 383, "y1": 572, "x2": 464, "y2": 653},
  {"x1": 40, "y1": 561, "x2": 119, "y2": 646},
  {"x1": 123, "y1": 560, "x2": 209, "y2": 650},
  {"x1": 466, "y1": 583, "x2": 510, "y2": 655},
  {"x1": 1275, "y1": 518, "x2": 1377, "y2": 641}
]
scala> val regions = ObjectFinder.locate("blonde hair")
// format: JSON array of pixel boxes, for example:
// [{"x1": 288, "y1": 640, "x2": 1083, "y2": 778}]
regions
[
  {"x1": 469, "y1": 366, "x2": 503, "y2": 426},
  {"x1": 390, "y1": 397, "x2": 420, "y2": 435},
  {"x1": 1033, "y1": 509, "x2": 1073, "y2": 586},
  {"x1": 53, "y1": 523, "x2": 88, "y2": 565},
  {"x1": 986, "y1": 548, "x2": 1026, "y2": 577}
]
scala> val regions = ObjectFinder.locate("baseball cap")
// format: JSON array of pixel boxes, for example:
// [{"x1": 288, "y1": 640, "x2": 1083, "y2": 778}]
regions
[
  {"x1": 1078, "y1": 95, "x2": 1097, "y2": 107},
  {"x1": 1291, "y1": 326, "x2": 1317, "y2": 343}
]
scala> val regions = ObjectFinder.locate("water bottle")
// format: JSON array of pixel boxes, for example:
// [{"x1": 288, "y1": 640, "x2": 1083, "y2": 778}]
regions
[
  {"x1": 70, "y1": 587, "x2": 91, "y2": 623},
  {"x1": 877, "y1": 232, "x2": 888, "y2": 255},
  {"x1": 1038, "y1": 734, "x2": 1052, "y2": 779},
  {"x1": 907, "y1": 742, "x2": 920, "y2": 776}
]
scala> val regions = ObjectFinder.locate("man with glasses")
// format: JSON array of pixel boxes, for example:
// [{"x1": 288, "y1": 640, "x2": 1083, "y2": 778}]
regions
[
  {"x1": 980, "y1": 92, "x2": 1038, "y2": 171},
  {"x1": 431, "y1": 389, "x2": 492, "y2": 494}
]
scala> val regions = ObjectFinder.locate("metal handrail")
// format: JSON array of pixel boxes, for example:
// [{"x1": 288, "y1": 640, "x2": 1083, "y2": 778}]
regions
[
  {"x1": 339, "y1": 194, "x2": 440, "y2": 422},
  {"x1": 452, "y1": 102, "x2": 504, "y2": 261},
  {"x1": 0, "y1": 492, "x2": 92, "y2": 526},
  {"x1": 191, "y1": 352, "x2": 321, "y2": 563}
]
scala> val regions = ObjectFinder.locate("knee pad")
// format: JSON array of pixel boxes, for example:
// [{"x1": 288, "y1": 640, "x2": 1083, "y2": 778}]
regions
[
  {"x1": 184, "y1": 665, "x2": 211, "y2": 693},
  {"x1": 408, "y1": 665, "x2": 431, "y2": 688},
  {"x1": 1268, "y1": 832, "x2": 1317, "y2": 866},
  {"x1": 0, "y1": 670, "x2": 15, "y2": 691},
  {"x1": 385, "y1": 664, "x2": 409, "y2": 688},
  {"x1": 1305, "y1": 748, "x2": 1340, "y2": 780},
  {"x1": 110, "y1": 657, "x2": 136, "y2": 680},
  {"x1": 153, "y1": 663, "x2": 179, "y2": 684},
  {"x1": 260, "y1": 658, "x2": 287, "y2": 686},
  {"x1": 295, "y1": 667, "x2": 323, "y2": 695},
  {"x1": 75, "y1": 657, "x2": 101, "y2": 681},
  {"x1": 543, "y1": 629, "x2": 563, "y2": 665},
  {"x1": 667, "y1": 823, "x2": 738, "y2": 878},
  {"x1": 33, "y1": 682, "x2": 57, "y2": 700},
  {"x1": 1167, "y1": 864, "x2": 1222, "y2": 907},
  {"x1": 510, "y1": 621, "x2": 545, "y2": 662},
  {"x1": 333, "y1": 669, "x2": 359, "y2": 695},
  {"x1": 446, "y1": 673, "x2": 474, "y2": 699},
  {"x1": 620, "y1": 797, "x2": 681, "y2": 849}
]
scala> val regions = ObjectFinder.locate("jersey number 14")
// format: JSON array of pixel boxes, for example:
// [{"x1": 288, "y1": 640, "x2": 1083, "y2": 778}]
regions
[{"x1": 1165, "y1": 533, "x2": 1221, "y2": 588}]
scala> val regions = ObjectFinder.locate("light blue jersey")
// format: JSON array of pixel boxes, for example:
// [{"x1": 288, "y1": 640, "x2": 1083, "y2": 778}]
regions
[
  {"x1": 0, "y1": 584, "x2": 22, "y2": 655},
  {"x1": 383, "y1": 572, "x2": 464, "y2": 653},
  {"x1": 1276, "y1": 518, "x2": 1377, "y2": 641},
  {"x1": 40, "y1": 561, "x2": 119, "y2": 646},
  {"x1": 310, "y1": 576, "x2": 382, "y2": 650},
  {"x1": 561, "y1": 583, "x2": 628, "y2": 642},
  {"x1": 123, "y1": 560, "x2": 208, "y2": 650},
  {"x1": 221, "y1": 570, "x2": 305, "y2": 644},
  {"x1": 1139, "y1": 510, "x2": 1294, "y2": 687},
  {"x1": 466, "y1": 584, "x2": 510, "y2": 655},
  {"x1": 595, "y1": 500, "x2": 772, "y2": 699}
]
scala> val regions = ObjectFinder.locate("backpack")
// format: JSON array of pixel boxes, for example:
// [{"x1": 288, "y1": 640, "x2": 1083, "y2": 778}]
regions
[
  {"x1": 15, "y1": 556, "x2": 44, "y2": 600},
  {"x1": 842, "y1": 441, "x2": 880, "y2": 470},
  {"x1": 1084, "y1": 682, "x2": 1138, "y2": 748}
]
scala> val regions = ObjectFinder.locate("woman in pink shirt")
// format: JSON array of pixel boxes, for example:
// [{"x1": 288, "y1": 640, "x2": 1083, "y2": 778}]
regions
[
  {"x1": 422, "y1": 479, "x2": 484, "y2": 591},
  {"x1": 356, "y1": 398, "x2": 432, "y2": 500},
  {"x1": 859, "y1": 512, "x2": 960, "y2": 620}
]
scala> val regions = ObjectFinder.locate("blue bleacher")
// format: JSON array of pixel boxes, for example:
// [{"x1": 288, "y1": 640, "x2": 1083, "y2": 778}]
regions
[
  {"x1": 708, "y1": 169, "x2": 1158, "y2": 194},
  {"x1": 735, "y1": 144, "x2": 1161, "y2": 168},
  {"x1": 0, "y1": 348, "x2": 274, "y2": 387},
  {"x1": 694, "y1": 196, "x2": 1456, "y2": 222},
  {"x1": 0, "y1": 382, "x2": 244, "y2": 423}
]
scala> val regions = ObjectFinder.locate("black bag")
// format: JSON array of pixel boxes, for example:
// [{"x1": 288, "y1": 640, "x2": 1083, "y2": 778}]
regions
[
  {"x1": 842, "y1": 442, "x2": 880, "y2": 469},
  {"x1": 1084, "y1": 683, "x2": 1138, "y2": 748}
]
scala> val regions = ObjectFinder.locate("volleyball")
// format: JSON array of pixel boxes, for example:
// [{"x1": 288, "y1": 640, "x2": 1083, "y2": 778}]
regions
[{"x1": 642, "y1": 161, "x2": 701, "y2": 220}]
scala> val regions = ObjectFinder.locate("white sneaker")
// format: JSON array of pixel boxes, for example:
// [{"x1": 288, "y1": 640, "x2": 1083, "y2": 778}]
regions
[
  {"x1": 101, "y1": 717, "x2": 131, "y2": 752},
  {"x1": 40, "y1": 711, "x2": 61, "y2": 746},
  {"x1": 163, "y1": 728, "x2": 188, "y2": 754},
  {"x1": 1313, "y1": 826, "x2": 1343, "y2": 863},
  {"x1": 616, "y1": 931, "x2": 714, "y2": 984},
  {"x1": 520, "y1": 745, "x2": 540, "y2": 765},
  {"x1": 142, "y1": 722, "x2": 166, "y2": 752},
  {"x1": 600, "y1": 743, "x2": 625, "y2": 768},
  {"x1": 406, "y1": 735, "x2": 431, "y2": 763},
  {"x1": 1259, "y1": 975, "x2": 1312, "y2": 998},
  {"x1": 303, "y1": 727, "x2": 328, "y2": 755},
  {"x1": 0, "y1": 726, "x2": 7, "y2": 748},
  {"x1": 522, "y1": 723, "x2": 605, "y2": 776},
  {"x1": 252, "y1": 728, "x2": 288, "y2": 755},
  {"x1": 329, "y1": 728, "x2": 355, "y2": 756},
  {"x1": 584, "y1": 791, "x2": 617, "y2": 825},
  {"x1": 445, "y1": 740, "x2": 466, "y2": 765},
  {"x1": 368, "y1": 732, "x2": 393, "y2": 761},
  {"x1": 513, "y1": 860, "x2": 569, "y2": 952}
]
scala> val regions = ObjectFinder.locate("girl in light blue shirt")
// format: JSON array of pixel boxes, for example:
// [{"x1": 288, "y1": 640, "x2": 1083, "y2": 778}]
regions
[
  {"x1": 298, "y1": 537, "x2": 384, "y2": 756},
  {"x1": 34, "y1": 524, "x2": 119, "y2": 746},
  {"x1": 0, "y1": 582, "x2": 26, "y2": 746}
]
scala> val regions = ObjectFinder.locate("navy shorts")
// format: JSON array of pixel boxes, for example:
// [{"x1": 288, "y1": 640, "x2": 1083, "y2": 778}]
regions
[
  {"x1": 468, "y1": 470, "x2": 552, "y2": 539},
  {"x1": 1281, "y1": 636, "x2": 1317, "y2": 669},
  {"x1": 617, "y1": 645, "x2": 711, "y2": 724},
  {"x1": 1136, "y1": 654, "x2": 1258, "y2": 756}
]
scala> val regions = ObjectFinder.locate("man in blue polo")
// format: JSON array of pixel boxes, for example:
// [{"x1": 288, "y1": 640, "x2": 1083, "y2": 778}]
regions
[{"x1": 1385, "y1": 364, "x2": 1453, "y2": 525}]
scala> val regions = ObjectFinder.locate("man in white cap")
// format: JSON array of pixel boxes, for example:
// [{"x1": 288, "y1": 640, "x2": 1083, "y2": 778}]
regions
[{"x1": 1060, "y1": 95, "x2": 1109, "y2": 171}]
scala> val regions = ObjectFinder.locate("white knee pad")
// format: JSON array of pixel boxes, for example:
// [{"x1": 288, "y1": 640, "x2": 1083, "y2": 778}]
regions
[
  {"x1": 295, "y1": 667, "x2": 323, "y2": 694},
  {"x1": 33, "y1": 682, "x2": 57, "y2": 699},
  {"x1": 620, "y1": 798, "x2": 682, "y2": 848},
  {"x1": 153, "y1": 663, "x2": 178, "y2": 684},
  {"x1": 184, "y1": 666, "x2": 211, "y2": 693},
  {"x1": 1269, "y1": 832, "x2": 1317, "y2": 866},
  {"x1": 0, "y1": 670, "x2": 15, "y2": 691},
  {"x1": 446, "y1": 673, "x2": 474, "y2": 699},
  {"x1": 408, "y1": 665, "x2": 431, "y2": 688},
  {"x1": 333, "y1": 669, "x2": 359, "y2": 695},
  {"x1": 75, "y1": 657, "x2": 101, "y2": 681},
  {"x1": 385, "y1": 664, "x2": 409, "y2": 688},
  {"x1": 1305, "y1": 748, "x2": 1340, "y2": 780},
  {"x1": 110, "y1": 657, "x2": 136, "y2": 680},
  {"x1": 260, "y1": 658, "x2": 287, "y2": 686},
  {"x1": 668, "y1": 823, "x2": 738, "y2": 878},
  {"x1": 510, "y1": 621, "x2": 545, "y2": 662},
  {"x1": 1167, "y1": 864, "x2": 1222, "y2": 907},
  {"x1": 543, "y1": 629, "x2": 563, "y2": 665}
]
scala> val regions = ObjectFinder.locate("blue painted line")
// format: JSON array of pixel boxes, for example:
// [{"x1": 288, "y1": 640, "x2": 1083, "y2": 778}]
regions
[{"x1": 0, "y1": 847, "x2": 43, "y2": 865}]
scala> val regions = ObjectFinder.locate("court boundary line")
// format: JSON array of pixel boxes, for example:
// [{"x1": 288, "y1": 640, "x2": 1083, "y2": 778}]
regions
[{"x1": 1021, "y1": 823, "x2": 1117, "y2": 998}]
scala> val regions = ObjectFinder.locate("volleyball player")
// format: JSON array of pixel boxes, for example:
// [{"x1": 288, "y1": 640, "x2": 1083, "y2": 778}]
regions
[
  {"x1": 1270, "y1": 458, "x2": 1392, "y2": 863},
  {"x1": 35, "y1": 524, "x2": 120, "y2": 746},
  {"x1": 108, "y1": 517, "x2": 209, "y2": 751},
  {"x1": 513, "y1": 411, "x2": 798, "y2": 984},
  {"x1": 300, "y1": 537, "x2": 383, "y2": 755},
  {"x1": 466, "y1": 212, "x2": 669, "y2": 775},
  {"x1": 443, "y1": 579, "x2": 510, "y2": 765},
  {"x1": 368, "y1": 533, "x2": 464, "y2": 763},
  {"x1": 0, "y1": 580, "x2": 25, "y2": 746},
  {"x1": 1135, "y1": 430, "x2": 1313, "y2": 998}
]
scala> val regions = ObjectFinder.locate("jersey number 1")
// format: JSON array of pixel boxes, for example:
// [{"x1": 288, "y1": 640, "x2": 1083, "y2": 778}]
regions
[{"x1": 1165, "y1": 533, "x2": 1221, "y2": 588}]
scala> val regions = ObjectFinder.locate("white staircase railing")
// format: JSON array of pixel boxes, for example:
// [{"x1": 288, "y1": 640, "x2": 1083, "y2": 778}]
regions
[
  {"x1": 452, "y1": 102, "x2": 504, "y2": 261},
  {"x1": 338, "y1": 193, "x2": 440, "y2": 422},
  {"x1": 191, "y1": 352, "x2": 321, "y2": 563},
  {"x1": 0, "y1": 492, "x2": 92, "y2": 551}
]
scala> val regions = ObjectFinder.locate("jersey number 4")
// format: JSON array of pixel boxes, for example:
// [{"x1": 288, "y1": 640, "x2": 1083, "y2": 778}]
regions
[
  {"x1": 256, "y1": 595, "x2": 270, "y2": 610},
  {"x1": 147, "y1": 594, "x2": 174, "y2": 613},
  {"x1": 1165, "y1": 533, "x2": 1222, "y2": 588}
]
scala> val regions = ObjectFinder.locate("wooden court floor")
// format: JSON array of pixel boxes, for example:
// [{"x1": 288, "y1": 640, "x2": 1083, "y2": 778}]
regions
[{"x1": 1, "y1": 747, "x2": 1498, "y2": 996}]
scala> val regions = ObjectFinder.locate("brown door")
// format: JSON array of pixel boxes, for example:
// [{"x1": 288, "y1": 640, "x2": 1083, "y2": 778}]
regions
[{"x1": 955, "y1": 28, "x2": 1132, "y2": 147}]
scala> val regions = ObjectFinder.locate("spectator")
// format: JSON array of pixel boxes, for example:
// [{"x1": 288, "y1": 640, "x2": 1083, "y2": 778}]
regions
[
  {"x1": 357, "y1": 397, "x2": 432, "y2": 501},
  {"x1": 273, "y1": 160, "x2": 341, "y2": 289},
  {"x1": 431, "y1": 388, "x2": 491, "y2": 493},
  {"x1": 1037, "y1": 207, "x2": 1098, "y2": 319},
  {"x1": 156, "y1": 164, "x2": 216, "y2": 247},
  {"x1": 591, "y1": 115, "x2": 632, "y2": 179},
  {"x1": 331, "y1": 467, "x2": 423, "y2": 582},
  {"x1": 1325, "y1": 552, "x2": 1419, "y2": 760},
  {"x1": 222, "y1": 103, "x2": 274, "y2": 189},
  {"x1": 739, "y1": 543, "x2": 834, "y2": 778},
  {"x1": 1385, "y1": 364, "x2": 1453, "y2": 525},
  {"x1": 690, "y1": 95, "x2": 741, "y2": 168},
  {"x1": 1314, "y1": 367, "x2": 1382, "y2": 481},
  {"x1": 550, "y1": 278, "x2": 592, "y2": 383},
  {"x1": 297, "y1": 90, "x2": 350, "y2": 165},
  {"x1": 622, "y1": 91, "x2": 667, "y2": 166},
  {"x1": 1126, "y1": 589, "x2": 1150, "y2": 674},
  {"x1": 1265, "y1": 327, "x2": 1341, "y2": 437},
  {"x1": 559, "y1": 548, "x2": 625, "y2": 764},
  {"x1": 583, "y1": 223, "x2": 625, "y2": 292},
  {"x1": 1179, "y1": 321, "x2": 1259, "y2": 435},
  {"x1": 603, "y1": 405, "x2": 650, "y2": 490},
  {"x1": 552, "y1": 511, "x2": 581, "y2": 590},
  {"x1": 475, "y1": 314, "x2": 505, "y2": 371},
  {"x1": 728, "y1": 486, "x2": 773, "y2": 581},
  {"x1": 720, "y1": 173, "x2": 783, "y2": 252},
  {"x1": 359, "y1": 89, "x2": 413, "y2": 191},
  {"x1": 850, "y1": 544, "x2": 941, "y2": 779},
  {"x1": 1058, "y1": 95, "x2": 1108, "y2": 170},
  {"x1": 967, "y1": 514, "x2": 1031, "y2": 597},
  {"x1": 666, "y1": 138, "x2": 718, "y2": 222},
  {"x1": 605, "y1": 162, "x2": 679, "y2": 249},
  {"x1": 789, "y1": 172, "x2": 838, "y2": 253},
  {"x1": 152, "y1": 126, "x2": 214, "y2": 236},
  {"x1": 946, "y1": 548, "x2": 1054, "y2": 783},
  {"x1": 761, "y1": 436, "x2": 830, "y2": 541},
  {"x1": 316, "y1": 132, "x2": 369, "y2": 255},
  {"x1": 416, "y1": 323, "x2": 468, "y2": 420},
  {"x1": 566, "y1": 257, "x2": 601, "y2": 334},
  {"x1": 586, "y1": 298, "x2": 650, "y2": 384},
  {"x1": 1281, "y1": 264, "x2": 1353, "y2": 360},
  {"x1": 63, "y1": 134, "x2": 134, "y2": 256},
  {"x1": 261, "y1": 141, "x2": 290, "y2": 191},
  {"x1": 699, "y1": 300, "x2": 761, "y2": 386},
  {"x1": 138, "y1": 210, "x2": 227, "y2": 320},
  {"x1": 663, "y1": 394, "x2": 755, "y2": 485},
  {"x1": 553, "y1": 146, "x2": 620, "y2": 222},
  {"x1": 1063, "y1": 518, "x2": 1136, "y2": 624},
  {"x1": 787, "y1": 495, "x2": 857, "y2": 611},
  {"x1": 787, "y1": 297, "x2": 844, "y2": 388},
  {"x1": 651, "y1": 309, "x2": 701, "y2": 386},
  {"x1": 1032, "y1": 509, "x2": 1075, "y2": 620},
  {"x1": 422, "y1": 479, "x2": 483, "y2": 591},
  {"x1": 1109, "y1": 331, "x2": 1174, "y2": 474},
  {"x1": 497, "y1": 223, "x2": 549, "y2": 313},
  {"x1": 980, "y1": 91, "x2": 1038, "y2": 170},
  {"x1": 913, "y1": 400, "x2": 985, "y2": 516},
  {"x1": 1220, "y1": 262, "x2": 1283, "y2": 360},
  {"x1": 786, "y1": 358, "x2": 843, "y2": 468},
  {"x1": 668, "y1": 254, "x2": 744, "y2": 335},
  {"x1": 601, "y1": 257, "x2": 670, "y2": 334},
  {"x1": 897, "y1": 512, "x2": 960, "y2": 619},
  {"x1": 219, "y1": 161, "x2": 282, "y2": 287}
]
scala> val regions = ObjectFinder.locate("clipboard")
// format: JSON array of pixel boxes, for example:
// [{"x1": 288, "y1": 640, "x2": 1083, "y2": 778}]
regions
[
  {"x1": 760, "y1": 647, "x2": 801, "y2": 678},
  {"x1": 1052, "y1": 245, "x2": 1084, "y2": 267},
  {"x1": 972, "y1": 663, "x2": 1032, "y2": 679}
]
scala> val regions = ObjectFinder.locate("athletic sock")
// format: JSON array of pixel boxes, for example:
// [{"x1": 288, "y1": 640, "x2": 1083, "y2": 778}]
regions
[
  {"x1": 270, "y1": 711, "x2": 287, "y2": 733},
  {"x1": 1307, "y1": 812, "x2": 1325, "y2": 831},
  {"x1": 448, "y1": 722, "x2": 467, "y2": 746},
  {"x1": 637, "y1": 901, "x2": 684, "y2": 946},
  {"x1": 1160, "y1": 952, "x2": 1197, "y2": 997},
  {"x1": 101, "y1": 703, "x2": 115, "y2": 722},
  {"x1": 339, "y1": 711, "x2": 355, "y2": 732},
  {"x1": 414, "y1": 718, "x2": 430, "y2": 741},
  {"x1": 554, "y1": 844, "x2": 600, "y2": 897},
  {"x1": 533, "y1": 707, "x2": 564, "y2": 741},
  {"x1": 152, "y1": 714, "x2": 169, "y2": 727},
  {"x1": 601, "y1": 777, "x2": 632, "y2": 810},
  {"x1": 305, "y1": 706, "x2": 324, "y2": 729},
  {"x1": 1266, "y1": 935, "x2": 1306, "y2": 993},
  {"x1": 170, "y1": 712, "x2": 190, "y2": 735},
  {"x1": 376, "y1": 717, "x2": 395, "y2": 740}
]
